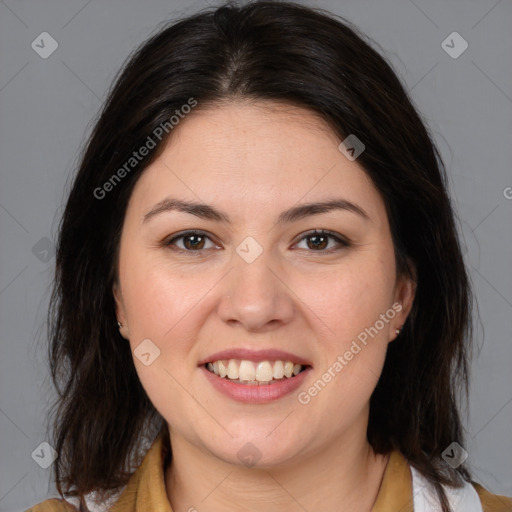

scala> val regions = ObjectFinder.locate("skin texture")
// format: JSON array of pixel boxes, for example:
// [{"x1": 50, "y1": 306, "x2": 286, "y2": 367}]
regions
[{"x1": 113, "y1": 101, "x2": 416, "y2": 511}]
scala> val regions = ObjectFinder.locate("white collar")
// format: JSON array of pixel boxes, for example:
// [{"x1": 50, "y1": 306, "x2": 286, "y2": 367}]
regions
[{"x1": 411, "y1": 465, "x2": 483, "y2": 512}]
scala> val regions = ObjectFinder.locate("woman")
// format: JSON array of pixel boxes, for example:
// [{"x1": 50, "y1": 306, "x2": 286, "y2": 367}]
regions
[{"x1": 27, "y1": 1, "x2": 511, "y2": 511}]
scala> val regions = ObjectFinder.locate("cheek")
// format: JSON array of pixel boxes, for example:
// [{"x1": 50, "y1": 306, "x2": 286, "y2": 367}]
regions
[
  {"x1": 119, "y1": 255, "x2": 219, "y2": 394},
  {"x1": 299, "y1": 256, "x2": 396, "y2": 412},
  {"x1": 120, "y1": 253, "x2": 201, "y2": 337},
  {"x1": 119, "y1": 259, "x2": 205, "y2": 426},
  {"x1": 304, "y1": 259, "x2": 396, "y2": 341},
  {"x1": 307, "y1": 259, "x2": 395, "y2": 402}
]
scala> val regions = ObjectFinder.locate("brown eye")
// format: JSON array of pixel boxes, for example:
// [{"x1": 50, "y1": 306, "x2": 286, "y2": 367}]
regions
[
  {"x1": 181, "y1": 233, "x2": 206, "y2": 250},
  {"x1": 306, "y1": 233, "x2": 329, "y2": 250},
  {"x1": 165, "y1": 231, "x2": 218, "y2": 252},
  {"x1": 295, "y1": 230, "x2": 350, "y2": 252}
]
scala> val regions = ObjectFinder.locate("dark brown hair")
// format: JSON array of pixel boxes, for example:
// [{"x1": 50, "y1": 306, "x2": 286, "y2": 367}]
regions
[{"x1": 47, "y1": 2, "x2": 473, "y2": 511}]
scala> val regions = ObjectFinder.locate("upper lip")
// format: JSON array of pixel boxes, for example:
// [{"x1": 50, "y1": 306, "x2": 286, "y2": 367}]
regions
[{"x1": 198, "y1": 348, "x2": 312, "y2": 367}]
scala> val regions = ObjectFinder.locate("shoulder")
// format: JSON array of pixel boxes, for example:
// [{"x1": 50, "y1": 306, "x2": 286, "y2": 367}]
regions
[
  {"x1": 25, "y1": 497, "x2": 78, "y2": 512},
  {"x1": 473, "y1": 482, "x2": 512, "y2": 512}
]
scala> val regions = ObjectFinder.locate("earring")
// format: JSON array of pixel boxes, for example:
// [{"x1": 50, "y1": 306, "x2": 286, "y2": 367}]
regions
[
  {"x1": 395, "y1": 327, "x2": 401, "y2": 335},
  {"x1": 117, "y1": 321, "x2": 122, "y2": 328}
]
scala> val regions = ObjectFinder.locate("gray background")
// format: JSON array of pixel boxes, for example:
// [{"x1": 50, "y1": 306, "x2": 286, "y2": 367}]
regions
[{"x1": 1, "y1": 0, "x2": 511, "y2": 510}]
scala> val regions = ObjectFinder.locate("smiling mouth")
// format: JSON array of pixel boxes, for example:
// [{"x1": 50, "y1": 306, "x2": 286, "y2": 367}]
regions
[{"x1": 204, "y1": 359, "x2": 310, "y2": 385}]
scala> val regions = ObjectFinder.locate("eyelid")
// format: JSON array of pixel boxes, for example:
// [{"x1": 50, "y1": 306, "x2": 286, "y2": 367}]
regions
[
  {"x1": 164, "y1": 229, "x2": 350, "y2": 253},
  {"x1": 164, "y1": 229, "x2": 219, "y2": 251},
  {"x1": 292, "y1": 229, "x2": 350, "y2": 252}
]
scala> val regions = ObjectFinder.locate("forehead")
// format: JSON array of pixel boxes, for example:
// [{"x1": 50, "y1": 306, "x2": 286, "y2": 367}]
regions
[
  {"x1": 127, "y1": 100, "x2": 385, "y2": 227},
  {"x1": 160, "y1": 100, "x2": 341, "y2": 170}
]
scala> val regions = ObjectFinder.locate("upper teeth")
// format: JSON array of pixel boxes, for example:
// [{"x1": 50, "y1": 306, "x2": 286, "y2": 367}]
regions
[{"x1": 206, "y1": 359, "x2": 303, "y2": 382}]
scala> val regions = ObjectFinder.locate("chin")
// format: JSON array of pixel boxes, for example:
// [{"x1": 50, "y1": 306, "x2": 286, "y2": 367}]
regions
[{"x1": 204, "y1": 432, "x2": 305, "y2": 469}]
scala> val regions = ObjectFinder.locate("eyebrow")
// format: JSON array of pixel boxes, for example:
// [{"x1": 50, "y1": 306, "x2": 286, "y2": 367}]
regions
[{"x1": 143, "y1": 197, "x2": 370, "y2": 225}]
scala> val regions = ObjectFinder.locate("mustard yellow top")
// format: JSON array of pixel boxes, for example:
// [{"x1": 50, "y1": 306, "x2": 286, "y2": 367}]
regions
[{"x1": 25, "y1": 431, "x2": 512, "y2": 512}]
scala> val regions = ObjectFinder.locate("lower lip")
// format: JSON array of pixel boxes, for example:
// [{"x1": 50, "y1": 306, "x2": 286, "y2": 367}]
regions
[{"x1": 200, "y1": 365, "x2": 312, "y2": 403}]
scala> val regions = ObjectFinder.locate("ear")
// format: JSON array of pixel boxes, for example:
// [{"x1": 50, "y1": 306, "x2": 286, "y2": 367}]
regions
[
  {"x1": 113, "y1": 280, "x2": 130, "y2": 339},
  {"x1": 390, "y1": 261, "x2": 417, "y2": 341}
]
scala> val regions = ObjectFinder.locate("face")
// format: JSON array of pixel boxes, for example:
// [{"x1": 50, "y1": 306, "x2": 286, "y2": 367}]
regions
[{"x1": 113, "y1": 100, "x2": 415, "y2": 468}]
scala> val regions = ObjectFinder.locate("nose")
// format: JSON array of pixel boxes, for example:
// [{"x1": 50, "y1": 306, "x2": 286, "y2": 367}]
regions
[{"x1": 217, "y1": 250, "x2": 295, "y2": 332}]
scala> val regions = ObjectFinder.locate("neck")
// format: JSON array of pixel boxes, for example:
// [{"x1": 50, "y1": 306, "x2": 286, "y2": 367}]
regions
[{"x1": 165, "y1": 427, "x2": 390, "y2": 512}]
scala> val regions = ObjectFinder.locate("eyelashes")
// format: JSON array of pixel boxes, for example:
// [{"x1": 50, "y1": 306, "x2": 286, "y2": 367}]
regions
[
  {"x1": 295, "y1": 229, "x2": 351, "y2": 252},
  {"x1": 163, "y1": 229, "x2": 351, "y2": 255},
  {"x1": 164, "y1": 230, "x2": 219, "y2": 253}
]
